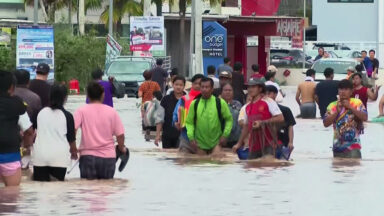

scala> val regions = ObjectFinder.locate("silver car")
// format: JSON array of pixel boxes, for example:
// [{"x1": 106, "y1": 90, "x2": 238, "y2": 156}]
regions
[{"x1": 311, "y1": 59, "x2": 369, "y2": 85}]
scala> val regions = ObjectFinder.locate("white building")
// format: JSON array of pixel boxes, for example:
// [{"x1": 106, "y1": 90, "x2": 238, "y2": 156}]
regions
[{"x1": 313, "y1": 0, "x2": 384, "y2": 63}]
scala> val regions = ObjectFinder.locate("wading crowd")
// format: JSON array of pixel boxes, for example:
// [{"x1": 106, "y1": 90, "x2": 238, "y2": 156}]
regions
[{"x1": 1, "y1": 51, "x2": 383, "y2": 187}]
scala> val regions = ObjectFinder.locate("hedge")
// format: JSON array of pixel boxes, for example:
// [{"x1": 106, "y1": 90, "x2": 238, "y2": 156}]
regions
[{"x1": 0, "y1": 25, "x2": 131, "y2": 92}]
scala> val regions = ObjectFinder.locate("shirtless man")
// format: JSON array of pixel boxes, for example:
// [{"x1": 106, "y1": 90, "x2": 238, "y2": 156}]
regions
[{"x1": 296, "y1": 69, "x2": 317, "y2": 118}]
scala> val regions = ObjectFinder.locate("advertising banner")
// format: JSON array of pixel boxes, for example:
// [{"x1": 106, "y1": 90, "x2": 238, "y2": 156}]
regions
[
  {"x1": 291, "y1": 19, "x2": 304, "y2": 48},
  {"x1": 130, "y1": 16, "x2": 164, "y2": 52},
  {"x1": 16, "y1": 25, "x2": 54, "y2": 80},
  {"x1": 0, "y1": 27, "x2": 11, "y2": 46},
  {"x1": 105, "y1": 34, "x2": 122, "y2": 69},
  {"x1": 202, "y1": 21, "x2": 227, "y2": 75}
]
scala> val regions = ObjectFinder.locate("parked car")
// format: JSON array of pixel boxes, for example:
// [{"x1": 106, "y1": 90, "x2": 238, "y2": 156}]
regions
[
  {"x1": 311, "y1": 59, "x2": 369, "y2": 85},
  {"x1": 306, "y1": 50, "x2": 339, "y2": 60},
  {"x1": 346, "y1": 51, "x2": 362, "y2": 59},
  {"x1": 104, "y1": 56, "x2": 156, "y2": 97},
  {"x1": 270, "y1": 49, "x2": 312, "y2": 67}
]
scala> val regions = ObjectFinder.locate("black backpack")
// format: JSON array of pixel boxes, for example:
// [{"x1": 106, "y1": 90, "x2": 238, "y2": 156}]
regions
[
  {"x1": 112, "y1": 79, "x2": 125, "y2": 99},
  {"x1": 193, "y1": 95, "x2": 225, "y2": 131}
]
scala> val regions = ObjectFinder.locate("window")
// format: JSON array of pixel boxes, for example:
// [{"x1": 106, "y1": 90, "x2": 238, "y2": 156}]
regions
[{"x1": 328, "y1": 0, "x2": 373, "y2": 2}]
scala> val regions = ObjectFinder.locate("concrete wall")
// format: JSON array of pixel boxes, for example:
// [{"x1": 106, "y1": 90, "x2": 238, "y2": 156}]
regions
[
  {"x1": 165, "y1": 20, "x2": 192, "y2": 77},
  {"x1": 313, "y1": 0, "x2": 378, "y2": 42}
]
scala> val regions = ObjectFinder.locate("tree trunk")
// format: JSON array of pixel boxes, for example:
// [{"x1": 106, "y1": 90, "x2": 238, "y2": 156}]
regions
[
  {"x1": 116, "y1": 19, "x2": 122, "y2": 37},
  {"x1": 179, "y1": 0, "x2": 186, "y2": 76},
  {"x1": 78, "y1": 0, "x2": 85, "y2": 35},
  {"x1": 39, "y1": 0, "x2": 48, "y2": 21},
  {"x1": 156, "y1": 1, "x2": 162, "y2": 16},
  {"x1": 48, "y1": 2, "x2": 56, "y2": 23},
  {"x1": 68, "y1": 0, "x2": 72, "y2": 24}
]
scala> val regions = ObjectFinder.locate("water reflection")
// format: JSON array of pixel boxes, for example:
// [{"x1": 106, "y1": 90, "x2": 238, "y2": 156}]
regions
[
  {"x1": 0, "y1": 187, "x2": 20, "y2": 214},
  {"x1": 2, "y1": 95, "x2": 384, "y2": 215}
]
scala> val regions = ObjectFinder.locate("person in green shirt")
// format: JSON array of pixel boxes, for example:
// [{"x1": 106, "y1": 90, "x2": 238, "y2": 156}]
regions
[{"x1": 186, "y1": 77, "x2": 233, "y2": 155}]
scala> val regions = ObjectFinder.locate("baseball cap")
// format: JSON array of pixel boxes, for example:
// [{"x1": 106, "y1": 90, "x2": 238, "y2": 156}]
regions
[
  {"x1": 347, "y1": 66, "x2": 355, "y2": 72},
  {"x1": 247, "y1": 79, "x2": 265, "y2": 87},
  {"x1": 265, "y1": 85, "x2": 278, "y2": 94},
  {"x1": 267, "y1": 65, "x2": 278, "y2": 73},
  {"x1": 36, "y1": 63, "x2": 50, "y2": 74},
  {"x1": 219, "y1": 71, "x2": 232, "y2": 78}
]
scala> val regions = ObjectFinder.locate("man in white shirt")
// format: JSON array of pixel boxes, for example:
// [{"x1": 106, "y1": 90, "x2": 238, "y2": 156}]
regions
[
  {"x1": 264, "y1": 71, "x2": 285, "y2": 102},
  {"x1": 207, "y1": 65, "x2": 220, "y2": 89}
]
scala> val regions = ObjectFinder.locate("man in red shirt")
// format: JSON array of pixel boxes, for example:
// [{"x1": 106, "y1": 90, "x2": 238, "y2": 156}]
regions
[
  {"x1": 352, "y1": 73, "x2": 380, "y2": 110},
  {"x1": 232, "y1": 79, "x2": 284, "y2": 159},
  {"x1": 250, "y1": 64, "x2": 263, "y2": 81}
]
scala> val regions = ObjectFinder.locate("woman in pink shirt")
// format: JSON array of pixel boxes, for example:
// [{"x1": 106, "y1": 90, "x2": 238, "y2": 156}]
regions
[{"x1": 74, "y1": 82, "x2": 126, "y2": 180}]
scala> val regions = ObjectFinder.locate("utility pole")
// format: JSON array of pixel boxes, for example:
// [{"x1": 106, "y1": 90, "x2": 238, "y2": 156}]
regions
[
  {"x1": 109, "y1": 0, "x2": 113, "y2": 35},
  {"x1": 194, "y1": 0, "x2": 203, "y2": 75},
  {"x1": 69, "y1": 0, "x2": 72, "y2": 34},
  {"x1": 190, "y1": 0, "x2": 203, "y2": 76},
  {"x1": 144, "y1": 0, "x2": 151, "y2": 16},
  {"x1": 33, "y1": 0, "x2": 38, "y2": 25},
  {"x1": 302, "y1": 0, "x2": 306, "y2": 70},
  {"x1": 189, "y1": 0, "x2": 195, "y2": 76},
  {"x1": 79, "y1": 0, "x2": 85, "y2": 35}
]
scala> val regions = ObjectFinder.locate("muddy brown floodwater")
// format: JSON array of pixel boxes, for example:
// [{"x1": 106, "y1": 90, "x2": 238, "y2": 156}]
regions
[{"x1": 1, "y1": 87, "x2": 384, "y2": 216}]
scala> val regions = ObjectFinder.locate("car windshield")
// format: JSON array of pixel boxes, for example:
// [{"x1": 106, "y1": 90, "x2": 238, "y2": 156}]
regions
[
  {"x1": 270, "y1": 50, "x2": 289, "y2": 58},
  {"x1": 107, "y1": 61, "x2": 151, "y2": 81},
  {"x1": 313, "y1": 61, "x2": 357, "y2": 74}
]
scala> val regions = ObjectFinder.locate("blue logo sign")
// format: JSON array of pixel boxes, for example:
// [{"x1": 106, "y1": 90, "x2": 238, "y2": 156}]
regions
[{"x1": 202, "y1": 21, "x2": 227, "y2": 75}]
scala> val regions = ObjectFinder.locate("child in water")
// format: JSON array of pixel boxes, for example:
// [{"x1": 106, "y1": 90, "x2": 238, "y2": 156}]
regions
[{"x1": 142, "y1": 91, "x2": 164, "y2": 141}]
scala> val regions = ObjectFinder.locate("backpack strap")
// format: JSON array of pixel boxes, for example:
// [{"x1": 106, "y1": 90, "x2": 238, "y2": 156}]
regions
[
  {"x1": 193, "y1": 97, "x2": 201, "y2": 126},
  {"x1": 194, "y1": 96, "x2": 225, "y2": 132},
  {"x1": 216, "y1": 97, "x2": 225, "y2": 131}
]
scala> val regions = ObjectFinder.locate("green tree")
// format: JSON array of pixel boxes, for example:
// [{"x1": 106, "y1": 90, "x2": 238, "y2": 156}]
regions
[{"x1": 99, "y1": 0, "x2": 143, "y2": 35}]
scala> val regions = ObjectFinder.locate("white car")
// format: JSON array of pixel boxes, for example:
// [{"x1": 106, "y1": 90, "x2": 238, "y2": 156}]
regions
[{"x1": 311, "y1": 58, "x2": 367, "y2": 81}]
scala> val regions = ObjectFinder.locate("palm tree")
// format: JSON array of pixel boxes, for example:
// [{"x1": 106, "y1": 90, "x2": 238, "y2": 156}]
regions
[
  {"x1": 25, "y1": 0, "x2": 67, "y2": 22},
  {"x1": 99, "y1": 0, "x2": 143, "y2": 35}
]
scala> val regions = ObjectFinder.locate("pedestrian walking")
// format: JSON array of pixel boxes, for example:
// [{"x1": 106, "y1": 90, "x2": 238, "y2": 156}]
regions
[
  {"x1": 186, "y1": 78, "x2": 233, "y2": 155},
  {"x1": 217, "y1": 57, "x2": 233, "y2": 74},
  {"x1": 207, "y1": 65, "x2": 220, "y2": 89},
  {"x1": 86, "y1": 68, "x2": 114, "y2": 107},
  {"x1": 74, "y1": 82, "x2": 127, "y2": 180},
  {"x1": 232, "y1": 79, "x2": 284, "y2": 159},
  {"x1": 264, "y1": 71, "x2": 285, "y2": 102},
  {"x1": 29, "y1": 63, "x2": 51, "y2": 107},
  {"x1": 250, "y1": 64, "x2": 263, "y2": 81},
  {"x1": 13, "y1": 69, "x2": 42, "y2": 123},
  {"x1": 220, "y1": 83, "x2": 242, "y2": 148},
  {"x1": 151, "y1": 58, "x2": 168, "y2": 94},
  {"x1": 32, "y1": 84, "x2": 77, "y2": 181},
  {"x1": 213, "y1": 71, "x2": 232, "y2": 97},
  {"x1": 173, "y1": 74, "x2": 205, "y2": 153},
  {"x1": 352, "y1": 73, "x2": 380, "y2": 110},
  {"x1": 314, "y1": 47, "x2": 325, "y2": 61},
  {"x1": 0, "y1": 71, "x2": 34, "y2": 187},
  {"x1": 323, "y1": 79, "x2": 367, "y2": 159},
  {"x1": 155, "y1": 76, "x2": 186, "y2": 148},
  {"x1": 139, "y1": 70, "x2": 161, "y2": 104},
  {"x1": 315, "y1": 68, "x2": 339, "y2": 119},
  {"x1": 232, "y1": 62, "x2": 245, "y2": 105},
  {"x1": 296, "y1": 69, "x2": 317, "y2": 118},
  {"x1": 266, "y1": 85, "x2": 295, "y2": 160},
  {"x1": 142, "y1": 91, "x2": 164, "y2": 141}
]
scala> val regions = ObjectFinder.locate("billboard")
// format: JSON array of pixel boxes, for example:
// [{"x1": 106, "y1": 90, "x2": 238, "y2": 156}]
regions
[
  {"x1": 16, "y1": 25, "x2": 54, "y2": 80},
  {"x1": 202, "y1": 21, "x2": 227, "y2": 75},
  {"x1": 0, "y1": 27, "x2": 11, "y2": 46},
  {"x1": 0, "y1": 0, "x2": 24, "y2": 2},
  {"x1": 130, "y1": 16, "x2": 164, "y2": 52},
  {"x1": 105, "y1": 34, "x2": 122, "y2": 69}
]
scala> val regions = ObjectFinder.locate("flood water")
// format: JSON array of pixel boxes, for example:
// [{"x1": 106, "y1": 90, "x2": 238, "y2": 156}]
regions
[{"x1": 1, "y1": 87, "x2": 384, "y2": 216}]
